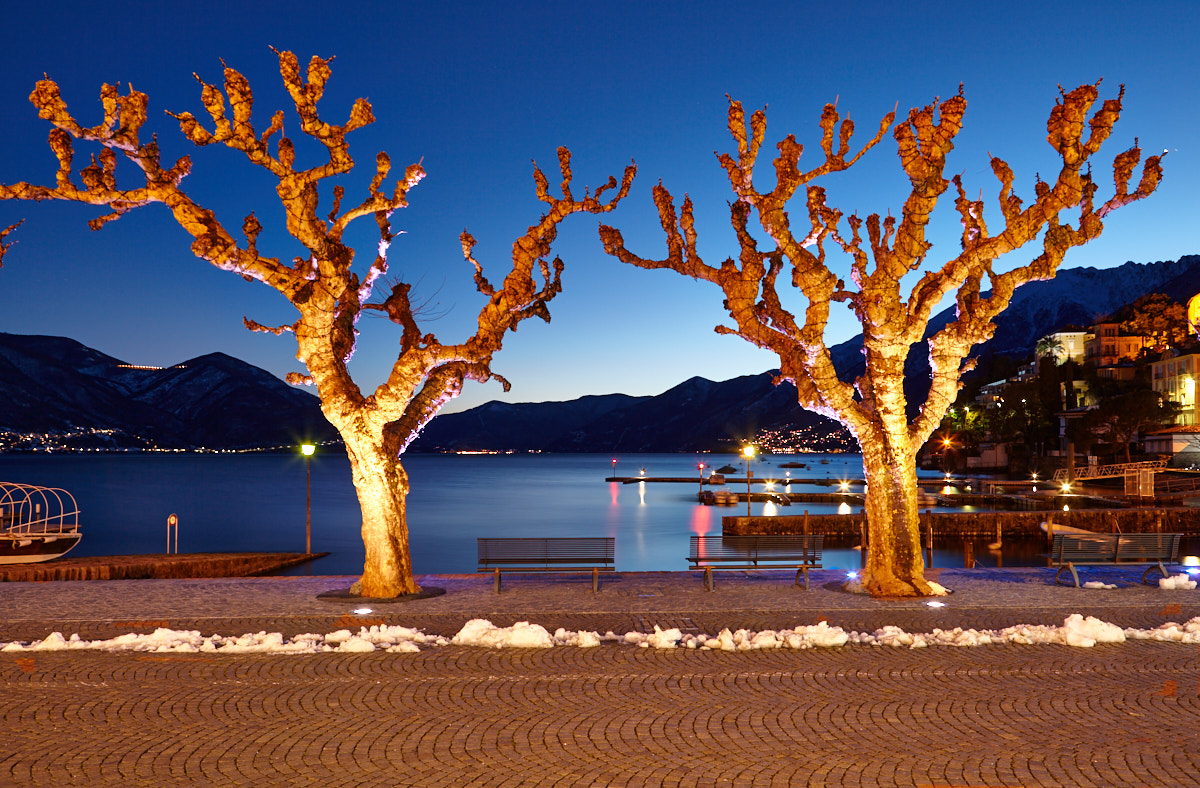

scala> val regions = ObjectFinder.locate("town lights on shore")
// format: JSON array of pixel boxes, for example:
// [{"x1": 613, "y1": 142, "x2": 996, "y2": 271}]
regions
[{"x1": 301, "y1": 444, "x2": 316, "y2": 554}]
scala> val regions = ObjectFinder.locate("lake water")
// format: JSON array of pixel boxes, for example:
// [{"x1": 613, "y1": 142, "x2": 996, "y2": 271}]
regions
[{"x1": 2, "y1": 452, "x2": 1182, "y2": 575}]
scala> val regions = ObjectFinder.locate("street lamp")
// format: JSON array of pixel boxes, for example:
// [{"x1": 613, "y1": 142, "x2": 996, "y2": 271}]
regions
[
  {"x1": 742, "y1": 445, "x2": 756, "y2": 515},
  {"x1": 698, "y1": 463, "x2": 706, "y2": 494},
  {"x1": 301, "y1": 444, "x2": 315, "y2": 554},
  {"x1": 611, "y1": 457, "x2": 617, "y2": 478}
]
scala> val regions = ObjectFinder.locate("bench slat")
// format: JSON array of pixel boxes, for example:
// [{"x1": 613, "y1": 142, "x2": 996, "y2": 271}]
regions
[
  {"x1": 477, "y1": 537, "x2": 616, "y2": 593},
  {"x1": 1049, "y1": 532, "x2": 1182, "y2": 586},
  {"x1": 687, "y1": 535, "x2": 823, "y2": 590}
]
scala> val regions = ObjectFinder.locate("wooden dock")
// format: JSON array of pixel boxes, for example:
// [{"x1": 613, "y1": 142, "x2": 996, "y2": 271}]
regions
[{"x1": 0, "y1": 552, "x2": 326, "y2": 582}]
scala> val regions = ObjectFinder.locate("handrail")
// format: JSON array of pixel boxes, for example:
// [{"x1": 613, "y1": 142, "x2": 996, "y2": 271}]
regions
[{"x1": 1052, "y1": 459, "x2": 1167, "y2": 483}]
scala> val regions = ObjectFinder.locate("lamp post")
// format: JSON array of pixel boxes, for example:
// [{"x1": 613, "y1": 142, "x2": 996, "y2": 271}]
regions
[
  {"x1": 742, "y1": 445, "x2": 756, "y2": 515},
  {"x1": 611, "y1": 457, "x2": 617, "y2": 479},
  {"x1": 698, "y1": 463, "x2": 706, "y2": 494},
  {"x1": 301, "y1": 444, "x2": 315, "y2": 554}
]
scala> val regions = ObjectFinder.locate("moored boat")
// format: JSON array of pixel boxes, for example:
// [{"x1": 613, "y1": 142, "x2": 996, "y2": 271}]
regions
[{"x1": 0, "y1": 482, "x2": 82, "y2": 564}]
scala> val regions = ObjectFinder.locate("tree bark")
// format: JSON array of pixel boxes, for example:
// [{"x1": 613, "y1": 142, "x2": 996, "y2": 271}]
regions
[
  {"x1": 860, "y1": 432, "x2": 930, "y2": 597},
  {"x1": 342, "y1": 433, "x2": 420, "y2": 597}
]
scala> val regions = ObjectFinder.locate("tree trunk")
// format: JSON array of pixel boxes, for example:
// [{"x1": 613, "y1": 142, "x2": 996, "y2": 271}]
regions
[
  {"x1": 859, "y1": 431, "x2": 933, "y2": 597},
  {"x1": 342, "y1": 435, "x2": 421, "y2": 598}
]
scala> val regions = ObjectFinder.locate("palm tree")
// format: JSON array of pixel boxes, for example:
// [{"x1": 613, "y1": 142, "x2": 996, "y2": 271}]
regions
[{"x1": 1035, "y1": 335, "x2": 1065, "y2": 363}]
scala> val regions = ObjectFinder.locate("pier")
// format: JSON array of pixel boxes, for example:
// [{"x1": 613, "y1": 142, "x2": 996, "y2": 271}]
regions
[{"x1": 0, "y1": 552, "x2": 325, "y2": 582}]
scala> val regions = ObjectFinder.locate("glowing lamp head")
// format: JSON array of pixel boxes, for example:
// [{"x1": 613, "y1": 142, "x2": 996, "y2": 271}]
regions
[
  {"x1": 301, "y1": 444, "x2": 316, "y2": 457},
  {"x1": 742, "y1": 445, "x2": 756, "y2": 459}
]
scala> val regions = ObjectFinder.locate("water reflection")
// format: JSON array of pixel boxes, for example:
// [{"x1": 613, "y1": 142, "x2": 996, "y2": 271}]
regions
[
  {"x1": 837, "y1": 502, "x2": 852, "y2": 515},
  {"x1": 690, "y1": 505, "x2": 712, "y2": 537},
  {"x1": 609, "y1": 481, "x2": 619, "y2": 507},
  {"x1": 762, "y1": 501, "x2": 778, "y2": 517},
  {"x1": 638, "y1": 480, "x2": 646, "y2": 506}
]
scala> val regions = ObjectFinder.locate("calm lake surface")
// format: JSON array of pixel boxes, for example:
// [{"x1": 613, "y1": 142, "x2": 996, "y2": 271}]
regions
[{"x1": 0, "y1": 452, "x2": 1175, "y2": 575}]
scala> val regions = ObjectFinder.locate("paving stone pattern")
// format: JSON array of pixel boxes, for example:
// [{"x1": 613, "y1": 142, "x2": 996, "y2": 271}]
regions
[{"x1": 2, "y1": 568, "x2": 1200, "y2": 786}]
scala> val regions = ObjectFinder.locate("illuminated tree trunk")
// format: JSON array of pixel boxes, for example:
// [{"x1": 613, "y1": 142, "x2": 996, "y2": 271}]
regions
[
  {"x1": 341, "y1": 431, "x2": 418, "y2": 597},
  {"x1": 859, "y1": 427, "x2": 927, "y2": 596},
  {"x1": 855, "y1": 343, "x2": 931, "y2": 595},
  {"x1": 602, "y1": 83, "x2": 1162, "y2": 597}
]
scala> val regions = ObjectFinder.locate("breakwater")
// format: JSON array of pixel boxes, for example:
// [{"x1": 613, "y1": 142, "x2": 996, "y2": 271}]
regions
[
  {"x1": 0, "y1": 552, "x2": 324, "y2": 582},
  {"x1": 725, "y1": 508, "x2": 1200, "y2": 537}
]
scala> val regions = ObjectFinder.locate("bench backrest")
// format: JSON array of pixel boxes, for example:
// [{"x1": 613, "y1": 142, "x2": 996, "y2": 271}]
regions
[
  {"x1": 690, "y1": 534, "x2": 823, "y2": 562},
  {"x1": 1050, "y1": 532, "x2": 1181, "y2": 564},
  {"x1": 477, "y1": 537, "x2": 615, "y2": 567}
]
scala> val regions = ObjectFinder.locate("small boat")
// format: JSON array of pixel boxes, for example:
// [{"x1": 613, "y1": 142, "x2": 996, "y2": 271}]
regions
[
  {"x1": 1039, "y1": 521, "x2": 1094, "y2": 536},
  {"x1": 0, "y1": 482, "x2": 82, "y2": 564},
  {"x1": 1040, "y1": 520, "x2": 1095, "y2": 545},
  {"x1": 716, "y1": 465, "x2": 738, "y2": 475}
]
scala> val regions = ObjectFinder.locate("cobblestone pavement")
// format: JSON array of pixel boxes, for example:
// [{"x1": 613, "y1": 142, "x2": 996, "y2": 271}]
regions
[{"x1": 2, "y1": 569, "x2": 1200, "y2": 786}]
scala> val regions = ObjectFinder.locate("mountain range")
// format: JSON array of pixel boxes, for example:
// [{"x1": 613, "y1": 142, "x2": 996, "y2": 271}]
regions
[
  {"x1": 3, "y1": 254, "x2": 1198, "y2": 452},
  {"x1": 0, "y1": 333, "x2": 336, "y2": 450},
  {"x1": 414, "y1": 254, "x2": 1200, "y2": 452}
]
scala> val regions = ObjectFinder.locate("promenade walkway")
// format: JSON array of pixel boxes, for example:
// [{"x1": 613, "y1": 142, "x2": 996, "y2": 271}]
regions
[{"x1": 2, "y1": 568, "x2": 1199, "y2": 786}]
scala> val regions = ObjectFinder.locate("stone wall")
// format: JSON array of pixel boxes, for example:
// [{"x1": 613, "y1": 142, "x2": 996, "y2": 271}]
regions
[{"x1": 723, "y1": 508, "x2": 1200, "y2": 537}]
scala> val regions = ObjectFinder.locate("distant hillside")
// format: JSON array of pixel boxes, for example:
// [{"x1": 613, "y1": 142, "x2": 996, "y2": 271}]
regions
[
  {"x1": 412, "y1": 371, "x2": 850, "y2": 453},
  {"x1": 829, "y1": 254, "x2": 1200, "y2": 407},
  {"x1": 416, "y1": 254, "x2": 1200, "y2": 451},
  {"x1": 0, "y1": 333, "x2": 336, "y2": 450}
]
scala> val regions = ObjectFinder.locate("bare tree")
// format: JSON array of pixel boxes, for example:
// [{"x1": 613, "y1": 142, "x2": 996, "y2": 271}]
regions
[
  {"x1": 600, "y1": 84, "x2": 1162, "y2": 596},
  {"x1": 0, "y1": 50, "x2": 635, "y2": 597}
]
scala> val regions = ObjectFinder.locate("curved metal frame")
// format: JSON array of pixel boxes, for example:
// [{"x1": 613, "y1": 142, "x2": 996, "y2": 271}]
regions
[{"x1": 0, "y1": 482, "x2": 81, "y2": 536}]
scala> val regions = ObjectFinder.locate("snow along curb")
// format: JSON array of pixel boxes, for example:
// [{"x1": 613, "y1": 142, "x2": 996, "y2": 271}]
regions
[{"x1": 4, "y1": 613, "x2": 1200, "y2": 654}]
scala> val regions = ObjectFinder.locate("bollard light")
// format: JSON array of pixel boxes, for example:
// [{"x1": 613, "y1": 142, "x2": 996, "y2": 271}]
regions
[
  {"x1": 301, "y1": 444, "x2": 316, "y2": 553},
  {"x1": 742, "y1": 445, "x2": 756, "y2": 515}
]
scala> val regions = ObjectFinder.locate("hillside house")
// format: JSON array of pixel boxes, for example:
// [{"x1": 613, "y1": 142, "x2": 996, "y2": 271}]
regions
[
  {"x1": 1151, "y1": 351, "x2": 1200, "y2": 426},
  {"x1": 1085, "y1": 321, "x2": 1145, "y2": 366}
]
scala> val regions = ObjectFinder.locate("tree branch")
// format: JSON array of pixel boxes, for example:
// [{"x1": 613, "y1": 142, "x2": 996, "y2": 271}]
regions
[{"x1": 0, "y1": 220, "x2": 23, "y2": 266}]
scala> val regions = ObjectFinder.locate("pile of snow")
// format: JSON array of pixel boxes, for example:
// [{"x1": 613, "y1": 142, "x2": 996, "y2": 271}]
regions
[
  {"x1": 0, "y1": 625, "x2": 447, "y2": 655},
  {"x1": 452, "y1": 620, "x2": 555, "y2": 648},
  {"x1": 1083, "y1": 581, "x2": 1118, "y2": 590},
  {"x1": 1160, "y1": 573, "x2": 1198, "y2": 590},
  {"x1": 6, "y1": 615, "x2": 1200, "y2": 655}
]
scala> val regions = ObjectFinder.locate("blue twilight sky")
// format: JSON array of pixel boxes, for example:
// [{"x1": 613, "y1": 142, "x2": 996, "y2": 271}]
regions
[{"x1": 0, "y1": 0, "x2": 1196, "y2": 414}]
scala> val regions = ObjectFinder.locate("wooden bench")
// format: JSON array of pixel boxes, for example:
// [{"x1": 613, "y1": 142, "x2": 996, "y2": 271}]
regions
[
  {"x1": 687, "y1": 534, "x2": 823, "y2": 591},
  {"x1": 1049, "y1": 532, "x2": 1182, "y2": 587},
  {"x1": 477, "y1": 537, "x2": 616, "y2": 593}
]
